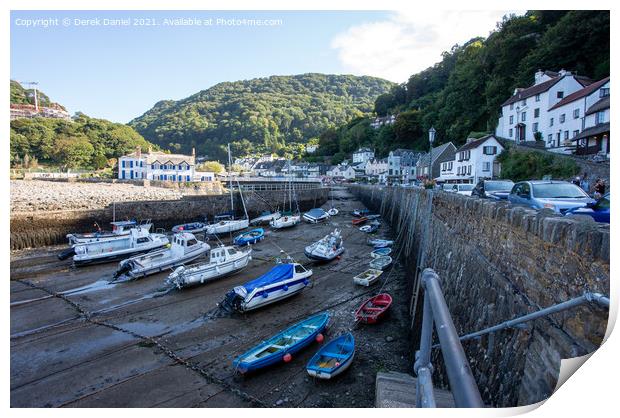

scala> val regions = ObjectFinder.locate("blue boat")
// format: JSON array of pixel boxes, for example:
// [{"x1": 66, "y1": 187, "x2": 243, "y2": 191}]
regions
[
  {"x1": 368, "y1": 238, "x2": 394, "y2": 249},
  {"x1": 233, "y1": 312, "x2": 330, "y2": 374},
  {"x1": 233, "y1": 228, "x2": 265, "y2": 246},
  {"x1": 171, "y1": 221, "x2": 207, "y2": 234},
  {"x1": 307, "y1": 333, "x2": 355, "y2": 379},
  {"x1": 371, "y1": 247, "x2": 392, "y2": 258}
]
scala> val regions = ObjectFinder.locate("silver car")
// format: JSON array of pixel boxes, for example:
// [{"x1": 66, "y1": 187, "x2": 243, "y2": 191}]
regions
[{"x1": 508, "y1": 180, "x2": 595, "y2": 214}]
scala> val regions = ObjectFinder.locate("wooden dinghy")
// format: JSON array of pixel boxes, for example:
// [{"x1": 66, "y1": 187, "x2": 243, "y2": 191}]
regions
[
  {"x1": 370, "y1": 247, "x2": 392, "y2": 258},
  {"x1": 369, "y1": 255, "x2": 392, "y2": 270},
  {"x1": 351, "y1": 216, "x2": 368, "y2": 226},
  {"x1": 306, "y1": 333, "x2": 355, "y2": 379},
  {"x1": 353, "y1": 268, "x2": 383, "y2": 286},
  {"x1": 355, "y1": 293, "x2": 393, "y2": 324},
  {"x1": 233, "y1": 312, "x2": 329, "y2": 374}
]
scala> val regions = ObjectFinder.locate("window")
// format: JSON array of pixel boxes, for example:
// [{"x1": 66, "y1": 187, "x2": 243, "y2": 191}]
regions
[
  {"x1": 136, "y1": 237, "x2": 151, "y2": 244},
  {"x1": 521, "y1": 112, "x2": 526, "y2": 122},
  {"x1": 534, "y1": 108, "x2": 540, "y2": 118},
  {"x1": 509, "y1": 115, "x2": 514, "y2": 124},
  {"x1": 560, "y1": 114, "x2": 565, "y2": 123},
  {"x1": 121, "y1": 160, "x2": 126, "y2": 168},
  {"x1": 595, "y1": 111, "x2": 606, "y2": 125},
  {"x1": 557, "y1": 91, "x2": 564, "y2": 99},
  {"x1": 533, "y1": 123, "x2": 539, "y2": 132},
  {"x1": 467, "y1": 165, "x2": 472, "y2": 175},
  {"x1": 186, "y1": 238, "x2": 198, "y2": 246},
  {"x1": 521, "y1": 99, "x2": 526, "y2": 106},
  {"x1": 547, "y1": 134, "x2": 553, "y2": 145},
  {"x1": 573, "y1": 108, "x2": 580, "y2": 119},
  {"x1": 510, "y1": 103, "x2": 514, "y2": 110},
  {"x1": 535, "y1": 94, "x2": 541, "y2": 102},
  {"x1": 564, "y1": 131, "x2": 569, "y2": 140},
  {"x1": 483, "y1": 146, "x2": 497, "y2": 155},
  {"x1": 600, "y1": 88, "x2": 610, "y2": 97},
  {"x1": 483, "y1": 162, "x2": 491, "y2": 172},
  {"x1": 573, "y1": 130, "x2": 579, "y2": 138},
  {"x1": 509, "y1": 128, "x2": 513, "y2": 137},
  {"x1": 549, "y1": 118, "x2": 554, "y2": 127}
]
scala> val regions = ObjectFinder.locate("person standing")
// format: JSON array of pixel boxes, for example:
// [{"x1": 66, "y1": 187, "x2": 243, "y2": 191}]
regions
[
  {"x1": 593, "y1": 178, "x2": 606, "y2": 199},
  {"x1": 580, "y1": 173, "x2": 590, "y2": 195}
]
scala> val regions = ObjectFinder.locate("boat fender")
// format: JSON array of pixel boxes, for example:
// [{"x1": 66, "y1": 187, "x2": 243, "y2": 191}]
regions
[
  {"x1": 262, "y1": 291, "x2": 269, "y2": 298},
  {"x1": 303, "y1": 279, "x2": 309, "y2": 286},
  {"x1": 315, "y1": 333, "x2": 324, "y2": 343},
  {"x1": 283, "y1": 353, "x2": 292, "y2": 363},
  {"x1": 283, "y1": 285, "x2": 288, "y2": 291}
]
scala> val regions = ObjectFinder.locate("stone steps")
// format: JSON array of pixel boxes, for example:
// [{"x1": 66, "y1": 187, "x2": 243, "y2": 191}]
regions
[{"x1": 375, "y1": 371, "x2": 456, "y2": 408}]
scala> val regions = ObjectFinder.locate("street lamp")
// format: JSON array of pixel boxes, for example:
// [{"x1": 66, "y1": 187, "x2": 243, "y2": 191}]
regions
[{"x1": 428, "y1": 127, "x2": 436, "y2": 181}]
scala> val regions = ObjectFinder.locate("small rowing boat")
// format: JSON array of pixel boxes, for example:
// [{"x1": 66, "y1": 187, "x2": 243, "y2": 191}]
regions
[
  {"x1": 369, "y1": 255, "x2": 392, "y2": 270},
  {"x1": 367, "y1": 238, "x2": 394, "y2": 249},
  {"x1": 233, "y1": 228, "x2": 264, "y2": 246},
  {"x1": 327, "y1": 208, "x2": 339, "y2": 216},
  {"x1": 359, "y1": 222, "x2": 380, "y2": 233},
  {"x1": 352, "y1": 209, "x2": 370, "y2": 218},
  {"x1": 351, "y1": 217, "x2": 368, "y2": 226},
  {"x1": 233, "y1": 312, "x2": 329, "y2": 374},
  {"x1": 353, "y1": 268, "x2": 383, "y2": 286},
  {"x1": 355, "y1": 293, "x2": 393, "y2": 324},
  {"x1": 306, "y1": 333, "x2": 355, "y2": 379},
  {"x1": 371, "y1": 247, "x2": 392, "y2": 258}
]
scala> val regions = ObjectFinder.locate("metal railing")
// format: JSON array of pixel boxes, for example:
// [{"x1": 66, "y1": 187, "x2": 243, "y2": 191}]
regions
[{"x1": 413, "y1": 268, "x2": 484, "y2": 408}]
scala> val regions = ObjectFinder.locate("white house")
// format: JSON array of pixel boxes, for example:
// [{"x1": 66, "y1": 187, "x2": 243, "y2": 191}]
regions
[
  {"x1": 546, "y1": 77, "x2": 610, "y2": 151},
  {"x1": 571, "y1": 92, "x2": 610, "y2": 157},
  {"x1": 352, "y1": 147, "x2": 375, "y2": 164},
  {"x1": 327, "y1": 164, "x2": 356, "y2": 180},
  {"x1": 370, "y1": 115, "x2": 397, "y2": 129},
  {"x1": 365, "y1": 158, "x2": 388, "y2": 176},
  {"x1": 453, "y1": 135, "x2": 504, "y2": 184},
  {"x1": 495, "y1": 70, "x2": 592, "y2": 143},
  {"x1": 118, "y1": 148, "x2": 199, "y2": 182}
]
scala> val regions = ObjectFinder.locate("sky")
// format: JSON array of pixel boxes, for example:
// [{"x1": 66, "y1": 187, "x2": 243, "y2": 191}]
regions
[{"x1": 10, "y1": 10, "x2": 520, "y2": 123}]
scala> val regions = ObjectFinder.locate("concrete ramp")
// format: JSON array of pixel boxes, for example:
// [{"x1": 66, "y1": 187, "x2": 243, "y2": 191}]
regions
[{"x1": 375, "y1": 371, "x2": 455, "y2": 408}]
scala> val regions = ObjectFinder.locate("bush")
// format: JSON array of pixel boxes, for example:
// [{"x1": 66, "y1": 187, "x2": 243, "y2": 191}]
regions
[{"x1": 496, "y1": 148, "x2": 579, "y2": 181}]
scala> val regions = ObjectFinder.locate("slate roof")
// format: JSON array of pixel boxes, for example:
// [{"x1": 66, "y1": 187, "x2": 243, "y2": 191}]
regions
[
  {"x1": 501, "y1": 73, "x2": 593, "y2": 107},
  {"x1": 548, "y1": 77, "x2": 610, "y2": 111},
  {"x1": 585, "y1": 96, "x2": 610, "y2": 116},
  {"x1": 455, "y1": 135, "x2": 499, "y2": 152},
  {"x1": 124, "y1": 151, "x2": 195, "y2": 165},
  {"x1": 570, "y1": 123, "x2": 610, "y2": 141}
]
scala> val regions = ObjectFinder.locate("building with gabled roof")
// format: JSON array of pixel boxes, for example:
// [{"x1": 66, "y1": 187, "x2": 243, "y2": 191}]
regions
[{"x1": 118, "y1": 147, "x2": 212, "y2": 181}]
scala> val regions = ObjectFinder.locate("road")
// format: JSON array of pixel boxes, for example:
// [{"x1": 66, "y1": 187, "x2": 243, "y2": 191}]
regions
[{"x1": 10, "y1": 188, "x2": 412, "y2": 407}]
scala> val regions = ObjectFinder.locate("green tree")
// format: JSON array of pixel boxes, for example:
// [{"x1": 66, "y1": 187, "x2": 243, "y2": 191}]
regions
[{"x1": 197, "y1": 161, "x2": 225, "y2": 173}]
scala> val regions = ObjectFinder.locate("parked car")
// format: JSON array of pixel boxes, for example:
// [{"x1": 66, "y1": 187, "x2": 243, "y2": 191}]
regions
[
  {"x1": 447, "y1": 183, "x2": 475, "y2": 196},
  {"x1": 565, "y1": 193, "x2": 610, "y2": 223},
  {"x1": 508, "y1": 180, "x2": 595, "y2": 214},
  {"x1": 471, "y1": 179, "x2": 515, "y2": 200}
]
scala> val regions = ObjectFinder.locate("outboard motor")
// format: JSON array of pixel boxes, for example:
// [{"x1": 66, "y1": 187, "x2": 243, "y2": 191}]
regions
[
  {"x1": 220, "y1": 290, "x2": 244, "y2": 313},
  {"x1": 113, "y1": 261, "x2": 133, "y2": 279},
  {"x1": 57, "y1": 247, "x2": 76, "y2": 260}
]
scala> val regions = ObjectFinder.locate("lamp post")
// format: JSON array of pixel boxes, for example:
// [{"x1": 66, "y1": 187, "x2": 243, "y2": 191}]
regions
[{"x1": 428, "y1": 127, "x2": 436, "y2": 182}]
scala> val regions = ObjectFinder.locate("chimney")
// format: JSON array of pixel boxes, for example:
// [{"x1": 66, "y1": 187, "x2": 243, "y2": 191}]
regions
[
  {"x1": 559, "y1": 69, "x2": 571, "y2": 77},
  {"x1": 192, "y1": 147, "x2": 196, "y2": 157},
  {"x1": 466, "y1": 138, "x2": 475, "y2": 144},
  {"x1": 534, "y1": 69, "x2": 545, "y2": 85}
]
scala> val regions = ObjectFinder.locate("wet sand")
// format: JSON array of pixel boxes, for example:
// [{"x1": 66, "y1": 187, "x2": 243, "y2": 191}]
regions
[{"x1": 10, "y1": 188, "x2": 412, "y2": 407}]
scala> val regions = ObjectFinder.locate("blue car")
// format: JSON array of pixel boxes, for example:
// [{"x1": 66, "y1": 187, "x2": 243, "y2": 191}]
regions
[
  {"x1": 508, "y1": 180, "x2": 595, "y2": 214},
  {"x1": 565, "y1": 193, "x2": 610, "y2": 223}
]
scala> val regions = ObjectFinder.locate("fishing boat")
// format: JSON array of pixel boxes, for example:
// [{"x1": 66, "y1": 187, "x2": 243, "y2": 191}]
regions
[
  {"x1": 234, "y1": 228, "x2": 265, "y2": 246},
  {"x1": 306, "y1": 333, "x2": 355, "y2": 379},
  {"x1": 205, "y1": 144, "x2": 249, "y2": 235},
  {"x1": 165, "y1": 245, "x2": 252, "y2": 289},
  {"x1": 355, "y1": 293, "x2": 393, "y2": 324},
  {"x1": 66, "y1": 220, "x2": 152, "y2": 246},
  {"x1": 70, "y1": 227, "x2": 169, "y2": 266},
  {"x1": 172, "y1": 221, "x2": 208, "y2": 234},
  {"x1": 352, "y1": 209, "x2": 370, "y2": 218},
  {"x1": 113, "y1": 232, "x2": 210, "y2": 281},
  {"x1": 304, "y1": 229, "x2": 344, "y2": 262},
  {"x1": 353, "y1": 268, "x2": 383, "y2": 286},
  {"x1": 303, "y1": 208, "x2": 330, "y2": 224},
  {"x1": 367, "y1": 238, "x2": 394, "y2": 249},
  {"x1": 369, "y1": 255, "x2": 392, "y2": 270},
  {"x1": 221, "y1": 263, "x2": 313, "y2": 312},
  {"x1": 359, "y1": 222, "x2": 380, "y2": 233},
  {"x1": 351, "y1": 216, "x2": 368, "y2": 226},
  {"x1": 233, "y1": 312, "x2": 329, "y2": 374},
  {"x1": 371, "y1": 247, "x2": 392, "y2": 258},
  {"x1": 250, "y1": 211, "x2": 281, "y2": 225},
  {"x1": 270, "y1": 211, "x2": 301, "y2": 229}
]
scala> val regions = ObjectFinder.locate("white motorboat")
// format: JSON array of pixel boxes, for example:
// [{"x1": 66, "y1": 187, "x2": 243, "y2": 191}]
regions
[
  {"x1": 304, "y1": 228, "x2": 345, "y2": 262},
  {"x1": 71, "y1": 227, "x2": 168, "y2": 266},
  {"x1": 270, "y1": 211, "x2": 301, "y2": 229},
  {"x1": 221, "y1": 262, "x2": 312, "y2": 312},
  {"x1": 165, "y1": 245, "x2": 252, "y2": 289},
  {"x1": 303, "y1": 208, "x2": 330, "y2": 223},
  {"x1": 113, "y1": 232, "x2": 210, "y2": 281},
  {"x1": 250, "y1": 211, "x2": 281, "y2": 225},
  {"x1": 66, "y1": 220, "x2": 152, "y2": 245}
]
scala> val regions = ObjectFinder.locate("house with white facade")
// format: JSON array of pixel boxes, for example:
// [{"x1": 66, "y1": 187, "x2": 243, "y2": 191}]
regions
[
  {"x1": 546, "y1": 77, "x2": 610, "y2": 152},
  {"x1": 571, "y1": 93, "x2": 610, "y2": 157},
  {"x1": 326, "y1": 164, "x2": 356, "y2": 180},
  {"x1": 495, "y1": 70, "x2": 592, "y2": 143},
  {"x1": 352, "y1": 147, "x2": 375, "y2": 164},
  {"x1": 365, "y1": 158, "x2": 388, "y2": 176},
  {"x1": 452, "y1": 135, "x2": 504, "y2": 184},
  {"x1": 118, "y1": 148, "x2": 208, "y2": 182},
  {"x1": 370, "y1": 115, "x2": 397, "y2": 129}
]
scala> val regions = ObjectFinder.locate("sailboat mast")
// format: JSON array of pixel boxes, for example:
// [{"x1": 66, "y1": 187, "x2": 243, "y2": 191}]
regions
[{"x1": 228, "y1": 143, "x2": 234, "y2": 213}]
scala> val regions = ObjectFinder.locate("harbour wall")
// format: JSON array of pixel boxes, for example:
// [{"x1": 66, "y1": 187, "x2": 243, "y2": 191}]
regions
[
  {"x1": 349, "y1": 185, "x2": 609, "y2": 407},
  {"x1": 10, "y1": 188, "x2": 328, "y2": 250}
]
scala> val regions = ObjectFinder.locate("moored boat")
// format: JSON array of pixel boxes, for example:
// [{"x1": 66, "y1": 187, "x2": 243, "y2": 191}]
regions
[
  {"x1": 353, "y1": 268, "x2": 383, "y2": 286},
  {"x1": 250, "y1": 211, "x2": 281, "y2": 225},
  {"x1": 371, "y1": 247, "x2": 392, "y2": 258},
  {"x1": 352, "y1": 209, "x2": 370, "y2": 218},
  {"x1": 304, "y1": 228, "x2": 344, "y2": 262},
  {"x1": 113, "y1": 232, "x2": 210, "y2": 281},
  {"x1": 303, "y1": 208, "x2": 330, "y2": 223},
  {"x1": 70, "y1": 227, "x2": 169, "y2": 266},
  {"x1": 221, "y1": 263, "x2": 313, "y2": 312},
  {"x1": 270, "y1": 211, "x2": 301, "y2": 229},
  {"x1": 355, "y1": 293, "x2": 393, "y2": 324},
  {"x1": 367, "y1": 238, "x2": 394, "y2": 249},
  {"x1": 359, "y1": 221, "x2": 380, "y2": 233},
  {"x1": 351, "y1": 216, "x2": 368, "y2": 226},
  {"x1": 165, "y1": 245, "x2": 252, "y2": 289},
  {"x1": 172, "y1": 221, "x2": 208, "y2": 234},
  {"x1": 327, "y1": 208, "x2": 339, "y2": 216},
  {"x1": 306, "y1": 333, "x2": 355, "y2": 379},
  {"x1": 369, "y1": 255, "x2": 392, "y2": 270},
  {"x1": 233, "y1": 228, "x2": 265, "y2": 246},
  {"x1": 233, "y1": 312, "x2": 329, "y2": 374},
  {"x1": 66, "y1": 220, "x2": 152, "y2": 246},
  {"x1": 205, "y1": 214, "x2": 250, "y2": 235}
]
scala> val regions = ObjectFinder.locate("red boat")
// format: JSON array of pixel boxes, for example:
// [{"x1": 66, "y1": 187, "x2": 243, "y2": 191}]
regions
[
  {"x1": 352, "y1": 217, "x2": 368, "y2": 226},
  {"x1": 355, "y1": 293, "x2": 393, "y2": 324}
]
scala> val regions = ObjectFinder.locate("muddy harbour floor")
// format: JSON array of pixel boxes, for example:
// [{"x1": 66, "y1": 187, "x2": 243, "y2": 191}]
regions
[{"x1": 10, "y1": 188, "x2": 412, "y2": 407}]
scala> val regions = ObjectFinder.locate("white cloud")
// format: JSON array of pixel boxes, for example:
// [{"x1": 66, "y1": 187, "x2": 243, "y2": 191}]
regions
[{"x1": 331, "y1": 10, "x2": 524, "y2": 83}]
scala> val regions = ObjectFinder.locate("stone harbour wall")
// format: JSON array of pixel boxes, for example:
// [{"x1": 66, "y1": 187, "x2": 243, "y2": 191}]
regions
[
  {"x1": 349, "y1": 185, "x2": 609, "y2": 407},
  {"x1": 10, "y1": 188, "x2": 328, "y2": 250}
]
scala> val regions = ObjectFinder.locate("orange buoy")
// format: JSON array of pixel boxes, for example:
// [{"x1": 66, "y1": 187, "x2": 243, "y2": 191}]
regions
[
  {"x1": 283, "y1": 353, "x2": 292, "y2": 362},
  {"x1": 316, "y1": 333, "x2": 324, "y2": 343}
]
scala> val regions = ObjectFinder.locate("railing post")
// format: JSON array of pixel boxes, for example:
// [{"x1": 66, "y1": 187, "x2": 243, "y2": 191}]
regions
[{"x1": 414, "y1": 292, "x2": 436, "y2": 407}]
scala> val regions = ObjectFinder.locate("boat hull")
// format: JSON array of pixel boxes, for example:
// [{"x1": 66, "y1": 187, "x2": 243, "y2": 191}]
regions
[
  {"x1": 116, "y1": 244, "x2": 210, "y2": 280},
  {"x1": 270, "y1": 215, "x2": 300, "y2": 229},
  {"x1": 167, "y1": 251, "x2": 251, "y2": 289},
  {"x1": 306, "y1": 334, "x2": 355, "y2": 379},
  {"x1": 304, "y1": 247, "x2": 344, "y2": 262},
  {"x1": 355, "y1": 294, "x2": 392, "y2": 324},
  {"x1": 205, "y1": 219, "x2": 249, "y2": 235}
]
